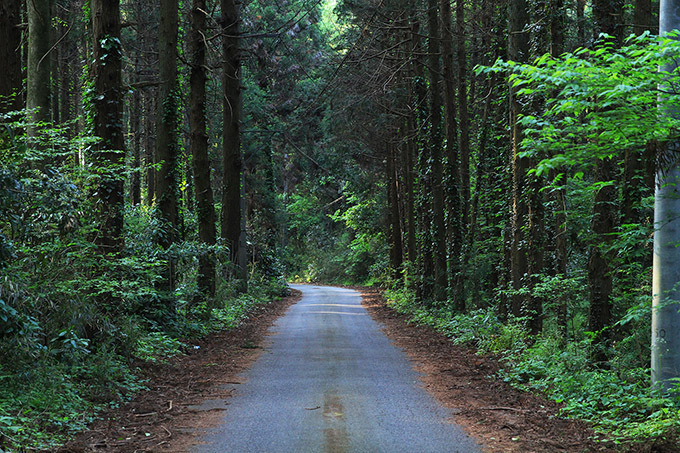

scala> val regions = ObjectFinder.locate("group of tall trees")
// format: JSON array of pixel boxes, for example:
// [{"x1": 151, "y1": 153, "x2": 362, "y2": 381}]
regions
[
  {"x1": 1, "y1": 0, "x2": 676, "y2": 377},
  {"x1": 7, "y1": 0, "x2": 680, "y2": 447},
  {"x1": 322, "y1": 0, "x2": 661, "y2": 368},
  {"x1": 0, "y1": 0, "x2": 248, "y2": 302}
]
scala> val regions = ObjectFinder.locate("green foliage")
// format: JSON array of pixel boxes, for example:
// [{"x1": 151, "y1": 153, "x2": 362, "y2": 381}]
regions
[
  {"x1": 383, "y1": 286, "x2": 680, "y2": 447},
  {"x1": 0, "y1": 103, "x2": 290, "y2": 450},
  {"x1": 482, "y1": 32, "x2": 680, "y2": 175}
]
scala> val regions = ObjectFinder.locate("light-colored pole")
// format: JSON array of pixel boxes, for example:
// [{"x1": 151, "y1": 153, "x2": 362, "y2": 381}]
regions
[{"x1": 652, "y1": 0, "x2": 680, "y2": 389}]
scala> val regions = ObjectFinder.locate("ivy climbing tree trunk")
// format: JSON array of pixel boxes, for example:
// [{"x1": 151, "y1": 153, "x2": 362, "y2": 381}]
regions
[
  {"x1": 156, "y1": 0, "x2": 180, "y2": 291},
  {"x1": 91, "y1": 0, "x2": 125, "y2": 254},
  {"x1": 427, "y1": 0, "x2": 448, "y2": 302},
  {"x1": 189, "y1": 0, "x2": 217, "y2": 301},
  {"x1": 508, "y1": 0, "x2": 530, "y2": 318},
  {"x1": 221, "y1": 0, "x2": 248, "y2": 292},
  {"x1": 440, "y1": 0, "x2": 463, "y2": 310},
  {"x1": 387, "y1": 142, "x2": 403, "y2": 276},
  {"x1": 456, "y1": 0, "x2": 471, "y2": 230}
]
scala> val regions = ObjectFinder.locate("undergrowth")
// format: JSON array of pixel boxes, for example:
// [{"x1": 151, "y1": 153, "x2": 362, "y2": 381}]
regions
[{"x1": 383, "y1": 285, "x2": 680, "y2": 449}]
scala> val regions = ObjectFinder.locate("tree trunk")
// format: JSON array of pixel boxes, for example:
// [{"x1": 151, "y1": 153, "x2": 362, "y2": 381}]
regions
[
  {"x1": 190, "y1": 0, "x2": 217, "y2": 301},
  {"x1": 508, "y1": 0, "x2": 530, "y2": 318},
  {"x1": 27, "y1": 0, "x2": 51, "y2": 144},
  {"x1": 91, "y1": 0, "x2": 125, "y2": 254},
  {"x1": 130, "y1": 58, "x2": 142, "y2": 206},
  {"x1": 221, "y1": 0, "x2": 248, "y2": 292},
  {"x1": 0, "y1": 0, "x2": 22, "y2": 114},
  {"x1": 651, "y1": 0, "x2": 680, "y2": 390},
  {"x1": 145, "y1": 92, "x2": 156, "y2": 206},
  {"x1": 440, "y1": 0, "x2": 463, "y2": 310},
  {"x1": 156, "y1": 0, "x2": 180, "y2": 290},
  {"x1": 427, "y1": 0, "x2": 448, "y2": 302},
  {"x1": 387, "y1": 143, "x2": 403, "y2": 276},
  {"x1": 457, "y1": 0, "x2": 471, "y2": 230}
]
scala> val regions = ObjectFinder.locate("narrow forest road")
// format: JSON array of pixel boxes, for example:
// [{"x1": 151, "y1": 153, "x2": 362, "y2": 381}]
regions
[{"x1": 192, "y1": 284, "x2": 481, "y2": 452}]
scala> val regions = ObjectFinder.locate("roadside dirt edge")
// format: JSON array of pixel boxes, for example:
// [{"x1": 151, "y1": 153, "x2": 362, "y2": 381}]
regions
[
  {"x1": 359, "y1": 287, "x2": 617, "y2": 453},
  {"x1": 60, "y1": 290, "x2": 301, "y2": 453}
]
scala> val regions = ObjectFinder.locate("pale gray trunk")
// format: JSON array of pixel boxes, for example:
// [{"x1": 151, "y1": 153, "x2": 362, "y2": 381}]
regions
[{"x1": 652, "y1": 0, "x2": 680, "y2": 389}]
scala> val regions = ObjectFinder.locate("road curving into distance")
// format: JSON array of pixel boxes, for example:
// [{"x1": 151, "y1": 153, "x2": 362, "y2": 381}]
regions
[{"x1": 193, "y1": 284, "x2": 481, "y2": 453}]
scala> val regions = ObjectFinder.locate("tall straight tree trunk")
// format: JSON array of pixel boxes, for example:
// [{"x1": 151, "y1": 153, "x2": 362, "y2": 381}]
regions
[
  {"x1": 190, "y1": 0, "x2": 217, "y2": 301},
  {"x1": 221, "y1": 0, "x2": 248, "y2": 292},
  {"x1": 440, "y1": 0, "x2": 464, "y2": 310},
  {"x1": 156, "y1": 0, "x2": 180, "y2": 290},
  {"x1": 410, "y1": 9, "x2": 431, "y2": 301},
  {"x1": 457, "y1": 0, "x2": 471, "y2": 229},
  {"x1": 653, "y1": 0, "x2": 680, "y2": 389},
  {"x1": 508, "y1": 0, "x2": 531, "y2": 318},
  {"x1": 404, "y1": 113, "x2": 417, "y2": 266},
  {"x1": 427, "y1": 0, "x2": 448, "y2": 302},
  {"x1": 0, "y1": 0, "x2": 22, "y2": 114},
  {"x1": 387, "y1": 142, "x2": 403, "y2": 275},
  {"x1": 145, "y1": 93, "x2": 156, "y2": 205},
  {"x1": 27, "y1": 0, "x2": 51, "y2": 144},
  {"x1": 130, "y1": 49, "x2": 142, "y2": 205},
  {"x1": 91, "y1": 0, "x2": 125, "y2": 254}
]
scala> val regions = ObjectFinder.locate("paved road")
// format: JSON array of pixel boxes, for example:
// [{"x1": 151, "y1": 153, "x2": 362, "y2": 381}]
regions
[{"x1": 193, "y1": 285, "x2": 480, "y2": 453}]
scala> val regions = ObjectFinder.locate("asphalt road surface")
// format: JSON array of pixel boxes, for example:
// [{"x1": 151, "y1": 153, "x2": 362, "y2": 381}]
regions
[{"x1": 193, "y1": 284, "x2": 481, "y2": 453}]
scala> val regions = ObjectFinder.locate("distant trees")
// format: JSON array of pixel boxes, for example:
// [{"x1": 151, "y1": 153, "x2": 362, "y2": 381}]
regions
[{"x1": 323, "y1": 0, "x2": 663, "y2": 376}]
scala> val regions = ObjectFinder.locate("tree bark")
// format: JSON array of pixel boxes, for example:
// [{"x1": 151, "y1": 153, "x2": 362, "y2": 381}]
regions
[
  {"x1": 221, "y1": 0, "x2": 248, "y2": 292},
  {"x1": 0, "y1": 0, "x2": 22, "y2": 114},
  {"x1": 156, "y1": 0, "x2": 180, "y2": 290},
  {"x1": 91, "y1": 0, "x2": 125, "y2": 254},
  {"x1": 27, "y1": 0, "x2": 51, "y2": 142},
  {"x1": 387, "y1": 143, "x2": 403, "y2": 275},
  {"x1": 190, "y1": 0, "x2": 217, "y2": 301},
  {"x1": 440, "y1": 0, "x2": 463, "y2": 310},
  {"x1": 427, "y1": 0, "x2": 448, "y2": 302},
  {"x1": 652, "y1": 0, "x2": 680, "y2": 391},
  {"x1": 508, "y1": 0, "x2": 530, "y2": 318},
  {"x1": 457, "y1": 0, "x2": 471, "y2": 230}
]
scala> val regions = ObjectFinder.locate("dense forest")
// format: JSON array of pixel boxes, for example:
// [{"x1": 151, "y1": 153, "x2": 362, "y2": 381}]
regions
[{"x1": 3, "y1": 0, "x2": 680, "y2": 450}]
